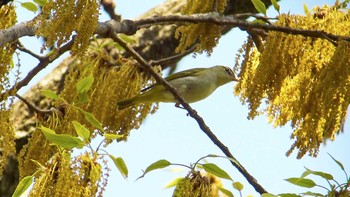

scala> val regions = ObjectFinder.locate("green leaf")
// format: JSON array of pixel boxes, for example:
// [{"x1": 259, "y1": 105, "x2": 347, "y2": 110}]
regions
[
  {"x1": 233, "y1": 181, "x2": 244, "y2": 191},
  {"x1": 21, "y1": 2, "x2": 38, "y2": 12},
  {"x1": 40, "y1": 90, "x2": 58, "y2": 99},
  {"x1": 279, "y1": 193, "x2": 300, "y2": 197},
  {"x1": 285, "y1": 177, "x2": 316, "y2": 188},
  {"x1": 251, "y1": 0, "x2": 266, "y2": 15},
  {"x1": 270, "y1": 0, "x2": 280, "y2": 13},
  {"x1": 301, "y1": 170, "x2": 311, "y2": 178},
  {"x1": 109, "y1": 155, "x2": 128, "y2": 178},
  {"x1": 72, "y1": 121, "x2": 90, "y2": 142},
  {"x1": 304, "y1": 167, "x2": 333, "y2": 180},
  {"x1": 90, "y1": 162, "x2": 102, "y2": 181},
  {"x1": 138, "y1": 159, "x2": 171, "y2": 179},
  {"x1": 119, "y1": 34, "x2": 136, "y2": 44},
  {"x1": 328, "y1": 153, "x2": 345, "y2": 171},
  {"x1": 303, "y1": 3, "x2": 310, "y2": 15},
  {"x1": 144, "y1": 159, "x2": 171, "y2": 174},
  {"x1": 40, "y1": 126, "x2": 85, "y2": 149},
  {"x1": 164, "y1": 177, "x2": 183, "y2": 189},
  {"x1": 104, "y1": 133, "x2": 124, "y2": 140},
  {"x1": 262, "y1": 194, "x2": 278, "y2": 197},
  {"x1": 12, "y1": 175, "x2": 33, "y2": 197},
  {"x1": 33, "y1": 0, "x2": 47, "y2": 6},
  {"x1": 218, "y1": 187, "x2": 234, "y2": 197},
  {"x1": 207, "y1": 154, "x2": 219, "y2": 158},
  {"x1": 83, "y1": 111, "x2": 103, "y2": 131},
  {"x1": 301, "y1": 191, "x2": 324, "y2": 196},
  {"x1": 202, "y1": 163, "x2": 232, "y2": 181},
  {"x1": 78, "y1": 92, "x2": 89, "y2": 104},
  {"x1": 76, "y1": 75, "x2": 94, "y2": 94}
]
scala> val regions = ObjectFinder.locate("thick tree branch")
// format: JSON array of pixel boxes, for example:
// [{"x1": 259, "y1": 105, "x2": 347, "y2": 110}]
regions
[
  {"x1": 134, "y1": 13, "x2": 350, "y2": 43},
  {"x1": 111, "y1": 33, "x2": 268, "y2": 194},
  {"x1": 0, "y1": 20, "x2": 39, "y2": 47},
  {"x1": 0, "y1": 12, "x2": 350, "y2": 47},
  {"x1": 3, "y1": 13, "x2": 349, "y2": 49}
]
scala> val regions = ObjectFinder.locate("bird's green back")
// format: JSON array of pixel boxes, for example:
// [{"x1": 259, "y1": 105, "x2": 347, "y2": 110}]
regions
[{"x1": 141, "y1": 67, "x2": 206, "y2": 92}]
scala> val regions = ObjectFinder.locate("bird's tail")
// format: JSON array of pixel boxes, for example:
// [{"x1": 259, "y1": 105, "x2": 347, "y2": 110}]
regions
[{"x1": 117, "y1": 97, "x2": 138, "y2": 110}]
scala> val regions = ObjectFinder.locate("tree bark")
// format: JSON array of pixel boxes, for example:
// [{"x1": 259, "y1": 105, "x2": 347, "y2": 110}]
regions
[{"x1": 2, "y1": 0, "x2": 274, "y2": 195}]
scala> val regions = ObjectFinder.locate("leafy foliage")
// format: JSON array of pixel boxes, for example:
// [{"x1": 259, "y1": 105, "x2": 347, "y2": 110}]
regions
[
  {"x1": 251, "y1": 0, "x2": 267, "y2": 15},
  {"x1": 265, "y1": 155, "x2": 350, "y2": 196}
]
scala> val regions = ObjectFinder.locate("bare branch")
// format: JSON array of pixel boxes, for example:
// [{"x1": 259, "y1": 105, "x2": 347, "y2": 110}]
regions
[
  {"x1": 0, "y1": 19, "x2": 137, "y2": 48},
  {"x1": 110, "y1": 32, "x2": 268, "y2": 194},
  {"x1": 0, "y1": 39, "x2": 74, "y2": 100},
  {"x1": 2, "y1": 13, "x2": 348, "y2": 49},
  {"x1": 17, "y1": 41, "x2": 44, "y2": 60},
  {"x1": 15, "y1": 93, "x2": 51, "y2": 115},
  {"x1": 0, "y1": 20, "x2": 39, "y2": 47},
  {"x1": 100, "y1": 0, "x2": 121, "y2": 21},
  {"x1": 134, "y1": 13, "x2": 350, "y2": 43}
]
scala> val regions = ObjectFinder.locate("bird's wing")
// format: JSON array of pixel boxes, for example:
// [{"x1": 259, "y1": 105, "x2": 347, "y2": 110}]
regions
[{"x1": 141, "y1": 68, "x2": 206, "y2": 92}]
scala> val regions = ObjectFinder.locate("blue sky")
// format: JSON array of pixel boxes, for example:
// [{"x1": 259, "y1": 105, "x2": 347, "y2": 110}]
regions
[{"x1": 15, "y1": 0, "x2": 349, "y2": 196}]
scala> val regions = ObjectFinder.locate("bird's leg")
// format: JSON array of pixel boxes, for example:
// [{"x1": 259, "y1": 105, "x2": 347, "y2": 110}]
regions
[
  {"x1": 175, "y1": 103, "x2": 193, "y2": 116},
  {"x1": 175, "y1": 103, "x2": 184, "y2": 109}
]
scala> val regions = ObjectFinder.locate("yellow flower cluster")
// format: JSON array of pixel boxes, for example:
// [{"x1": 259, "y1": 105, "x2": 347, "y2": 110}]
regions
[
  {"x1": 18, "y1": 128, "x2": 58, "y2": 178},
  {"x1": 235, "y1": 7, "x2": 350, "y2": 158},
  {"x1": 36, "y1": 0, "x2": 99, "y2": 56},
  {"x1": 18, "y1": 40, "x2": 157, "y2": 178},
  {"x1": 175, "y1": 0, "x2": 227, "y2": 54},
  {"x1": 29, "y1": 152, "x2": 105, "y2": 196},
  {"x1": 173, "y1": 171, "x2": 212, "y2": 197},
  {"x1": 0, "y1": 110, "x2": 15, "y2": 176},
  {"x1": 0, "y1": 5, "x2": 16, "y2": 99},
  {"x1": 58, "y1": 42, "x2": 157, "y2": 141}
]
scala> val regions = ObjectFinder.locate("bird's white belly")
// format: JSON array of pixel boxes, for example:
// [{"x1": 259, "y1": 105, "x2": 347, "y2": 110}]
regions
[{"x1": 166, "y1": 77, "x2": 216, "y2": 103}]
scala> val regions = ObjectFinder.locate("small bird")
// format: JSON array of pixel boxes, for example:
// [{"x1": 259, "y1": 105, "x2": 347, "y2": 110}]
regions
[{"x1": 117, "y1": 65, "x2": 238, "y2": 109}]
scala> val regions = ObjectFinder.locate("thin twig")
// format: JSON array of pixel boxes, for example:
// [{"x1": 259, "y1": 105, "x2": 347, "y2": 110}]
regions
[
  {"x1": 0, "y1": 39, "x2": 74, "y2": 100},
  {"x1": 233, "y1": 13, "x2": 276, "y2": 24},
  {"x1": 100, "y1": 0, "x2": 121, "y2": 21},
  {"x1": 15, "y1": 93, "x2": 51, "y2": 115},
  {"x1": 17, "y1": 41, "x2": 44, "y2": 60},
  {"x1": 109, "y1": 32, "x2": 268, "y2": 194}
]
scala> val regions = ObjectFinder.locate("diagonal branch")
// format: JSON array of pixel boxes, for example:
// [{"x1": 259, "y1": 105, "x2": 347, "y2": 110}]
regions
[
  {"x1": 110, "y1": 32, "x2": 268, "y2": 194},
  {"x1": 0, "y1": 39, "x2": 74, "y2": 100}
]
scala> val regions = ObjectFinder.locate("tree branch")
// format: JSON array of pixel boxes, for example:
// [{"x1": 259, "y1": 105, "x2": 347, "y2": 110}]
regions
[
  {"x1": 15, "y1": 93, "x2": 51, "y2": 115},
  {"x1": 2, "y1": 13, "x2": 349, "y2": 49},
  {"x1": 110, "y1": 32, "x2": 268, "y2": 194},
  {"x1": 0, "y1": 39, "x2": 74, "y2": 100},
  {"x1": 16, "y1": 41, "x2": 44, "y2": 60},
  {"x1": 134, "y1": 13, "x2": 350, "y2": 44},
  {"x1": 100, "y1": 0, "x2": 121, "y2": 21}
]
